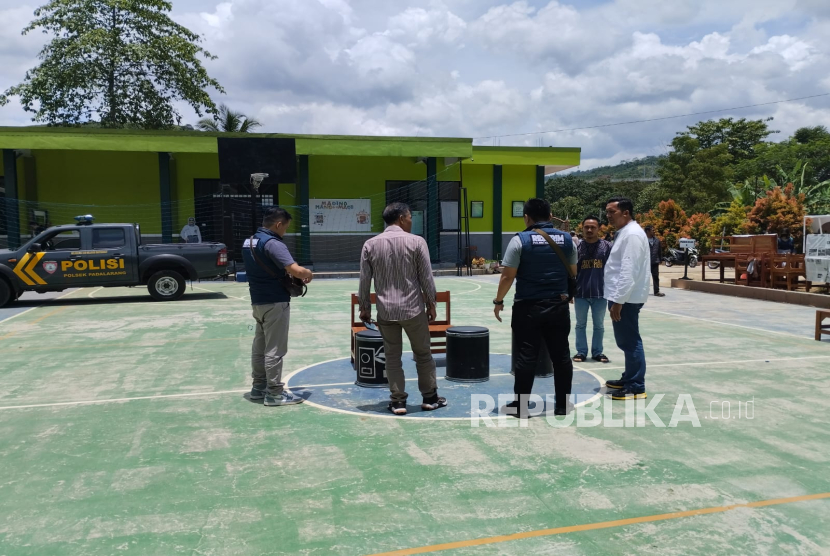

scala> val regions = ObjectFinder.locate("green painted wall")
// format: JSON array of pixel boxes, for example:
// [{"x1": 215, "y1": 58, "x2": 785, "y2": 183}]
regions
[
  {"x1": 502, "y1": 165, "x2": 537, "y2": 232},
  {"x1": 172, "y1": 152, "x2": 218, "y2": 234},
  {"x1": 32, "y1": 150, "x2": 162, "y2": 231},
  {"x1": 460, "y1": 163, "x2": 493, "y2": 233},
  {"x1": 307, "y1": 155, "x2": 429, "y2": 233},
  {"x1": 3, "y1": 148, "x2": 554, "y2": 242}
]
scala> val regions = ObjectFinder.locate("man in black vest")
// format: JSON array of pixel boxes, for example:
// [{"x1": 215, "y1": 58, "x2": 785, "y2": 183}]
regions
[
  {"x1": 243, "y1": 207, "x2": 313, "y2": 406},
  {"x1": 493, "y1": 198, "x2": 577, "y2": 418}
]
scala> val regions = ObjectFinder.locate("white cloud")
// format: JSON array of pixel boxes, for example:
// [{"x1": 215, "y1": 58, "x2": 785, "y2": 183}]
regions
[
  {"x1": 1, "y1": 0, "x2": 829, "y2": 170},
  {"x1": 388, "y1": 5, "x2": 467, "y2": 45}
]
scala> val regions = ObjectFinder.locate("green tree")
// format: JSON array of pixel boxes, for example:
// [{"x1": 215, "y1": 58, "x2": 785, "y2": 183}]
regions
[
  {"x1": 658, "y1": 137, "x2": 734, "y2": 214},
  {"x1": 196, "y1": 104, "x2": 262, "y2": 133},
  {"x1": 740, "y1": 127, "x2": 830, "y2": 185},
  {"x1": 793, "y1": 125, "x2": 829, "y2": 145},
  {"x1": 1, "y1": 0, "x2": 224, "y2": 128},
  {"x1": 550, "y1": 196, "x2": 584, "y2": 223},
  {"x1": 680, "y1": 117, "x2": 776, "y2": 162},
  {"x1": 634, "y1": 181, "x2": 662, "y2": 215},
  {"x1": 711, "y1": 199, "x2": 750, "y2": 239}
]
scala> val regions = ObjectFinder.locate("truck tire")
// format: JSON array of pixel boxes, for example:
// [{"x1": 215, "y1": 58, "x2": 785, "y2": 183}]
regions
[
  {"x1": 0, "y1": 279, "x2": 12, "y2": 308},
  {"x1": 148, "y1": 270, "x2": 186, "y2": 301}
]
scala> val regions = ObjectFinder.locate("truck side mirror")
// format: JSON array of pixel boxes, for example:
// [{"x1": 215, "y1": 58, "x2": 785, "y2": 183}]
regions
[{"x1": 27, "y1": 243, "x2": 42, "y2": 253}]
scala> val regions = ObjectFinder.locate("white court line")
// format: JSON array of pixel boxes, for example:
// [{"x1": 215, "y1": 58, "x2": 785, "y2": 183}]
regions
[
  {"x1": 4, "y1": 353, "x2": 825, "y2": 413},
  {"x1": 642, "y1": 307, "x2": 811, "y2": 339},
  {"x1": 0, "y1": 389, "x2": 250, "y2": 411},
  {"x1": 282, "y1": 356, "x2": 606, "y2": 421},
  {"x1": 450, "y1": 277, "x2": 484, "y2": 295},
  {"x1": 88, "y1": 287, "x2": 103, "y2": 298},
  {"x1": 0, "y1": 374, "x2": 518, "y2": 411},
  {"x1": 0, "y1": 289, "x2": 80, "y2": 325},
  {"x1": 192, "y1": 285, "x2": 249, "y2": 301}
]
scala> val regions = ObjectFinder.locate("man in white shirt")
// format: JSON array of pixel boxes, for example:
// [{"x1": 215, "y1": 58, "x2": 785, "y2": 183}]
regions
[
  {"x1": 603, "y1": 197, "x2": 651, "y2": 400},
  {"x1": 180, "y1": 217, "x2": 202, "y2": 243}
]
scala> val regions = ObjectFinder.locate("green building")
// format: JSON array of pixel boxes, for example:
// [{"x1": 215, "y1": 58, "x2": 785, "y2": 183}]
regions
[{"x1": 0, "y1": 127, "x2": 580, "y2": 266}]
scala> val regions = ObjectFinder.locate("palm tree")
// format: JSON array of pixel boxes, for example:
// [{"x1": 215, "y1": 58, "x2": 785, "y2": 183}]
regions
[{"x1": 196, "y1": 104, "x2": 261, "y2": 132}]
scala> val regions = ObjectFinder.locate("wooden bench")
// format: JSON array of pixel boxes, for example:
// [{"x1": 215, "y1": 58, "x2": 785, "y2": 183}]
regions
[
  {"x1": 816, "y1": 310, "x2": 830, "y2": 341},
  {"x1": 704, "y1": 235, "x2": 778, "y2": 284},
  {"x1": 770, "y1": 254, "x2": 806, "y2": 291},
  {"x1": 735, "y1": 254, "x2": 770, "y2": 287},
  {"x1": 350, "y1": 291, "x2": 452, "y2": 367}
]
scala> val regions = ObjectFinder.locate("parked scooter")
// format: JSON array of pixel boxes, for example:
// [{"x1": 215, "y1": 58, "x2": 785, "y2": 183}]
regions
[
  {"x1": 706, "y1": 248, "x2": 728, "y2": 269},
  {"x1": 664, "y1": 246, "x2": 699, "y2": 268}
]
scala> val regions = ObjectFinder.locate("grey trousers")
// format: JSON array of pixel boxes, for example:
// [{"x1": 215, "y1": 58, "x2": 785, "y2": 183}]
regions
[
  {"x1": 377, "y1": 312, "x2": 438, "y2": 403},
  {"x1": 251, "y1": 302, "x2": 291, "y2": 395}
]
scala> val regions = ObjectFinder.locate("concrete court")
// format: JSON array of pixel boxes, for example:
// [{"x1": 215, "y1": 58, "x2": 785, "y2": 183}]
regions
[{"x1": 0, "y1": 276, "x2": 829, "y2": 555}]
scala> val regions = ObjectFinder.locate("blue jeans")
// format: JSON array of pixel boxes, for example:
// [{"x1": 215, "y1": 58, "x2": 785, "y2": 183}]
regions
[
  {"x1": 574, "y1": 297, "x2": 606, "y2": 357},
  {"x1": 609, "y1": 301, "x2": 646, "y2": 392}
]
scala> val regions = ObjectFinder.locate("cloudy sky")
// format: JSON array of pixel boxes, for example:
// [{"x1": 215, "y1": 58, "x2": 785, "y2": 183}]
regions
[{"x1": 1, "y1": 0, "x2": 830, "y2": 169}]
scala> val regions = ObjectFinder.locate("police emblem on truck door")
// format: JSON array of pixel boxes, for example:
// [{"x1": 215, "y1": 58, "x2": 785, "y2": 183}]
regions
[{"x1": 43, "y1": 261, "x2": 58, "y2": 274}]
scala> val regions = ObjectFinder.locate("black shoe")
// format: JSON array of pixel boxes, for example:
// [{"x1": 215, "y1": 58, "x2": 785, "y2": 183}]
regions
[
  {"x1": 554, "y1": 406, "x2": 568, "y2": 416},
  {"x1": 605, "y1": 379, "x2": 625, "y2": 389},
  {"x1": 502, "y1": 400, "x2": 528, "y2": 418},
  {"x1": 610, "y1": 389, "x2": 647, "y2": 400},
  {"x1": 388, "y1": 401, "x2": 407, "y2": 415},
  {"x1": 421, "y1": 395, "x2": 447, "y2": 411},
  {"x1": 655, "y1": 292, "x2": 666, "y2": 297}
]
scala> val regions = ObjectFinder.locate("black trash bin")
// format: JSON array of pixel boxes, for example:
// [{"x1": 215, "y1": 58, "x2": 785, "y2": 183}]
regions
[
  {"x1": 445, "y1": 326, "x2": 489, "y2": 382},
  {"x1": 354, "y1": 330, "x2": 388, "y2": 388},
  {"x1": 510, "y1": 331, "x2": 554, "y2": 378}
]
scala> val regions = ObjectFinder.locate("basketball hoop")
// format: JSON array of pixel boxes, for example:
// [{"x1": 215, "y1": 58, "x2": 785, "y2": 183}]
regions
[{"x1": 250, "y1": 173, "x2": 269, "y2": 191}]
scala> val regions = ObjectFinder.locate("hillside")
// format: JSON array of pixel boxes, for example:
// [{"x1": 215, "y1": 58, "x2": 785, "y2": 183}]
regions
[{"x1": 562, "y1": 155, "x2": 663, "y2": 180}]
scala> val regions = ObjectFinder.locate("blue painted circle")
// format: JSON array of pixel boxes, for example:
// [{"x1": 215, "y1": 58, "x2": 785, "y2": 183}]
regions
[{"x1": 285, "y1": 354, "x2": 603, "y2": 420}]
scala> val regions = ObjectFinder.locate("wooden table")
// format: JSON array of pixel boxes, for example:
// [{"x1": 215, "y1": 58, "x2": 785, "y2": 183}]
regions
[{"x1": 701, "y1": 253, "x2": 737, "y2": 283}]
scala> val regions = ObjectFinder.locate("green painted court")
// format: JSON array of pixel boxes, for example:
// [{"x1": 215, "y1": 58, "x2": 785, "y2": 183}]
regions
[{"x1": 1, "y1": 277, "x2": 829, "y2": 555}]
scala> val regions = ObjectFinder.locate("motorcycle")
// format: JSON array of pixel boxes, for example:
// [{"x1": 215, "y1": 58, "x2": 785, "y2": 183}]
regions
[
  {"x1": 664, "y1": 246, "x2": 699, "y2": 268},
  {"x1": 706, "y1": 248, "x2": 728, "y2": 270}
]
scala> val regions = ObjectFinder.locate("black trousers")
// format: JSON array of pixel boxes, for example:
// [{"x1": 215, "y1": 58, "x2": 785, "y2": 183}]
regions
[
  {"x1": 511, "y1": 299, "x2": 573, "y2": 410},
  {"x1": 651, "y1": 264, "x2": 660, "y2": 294}
]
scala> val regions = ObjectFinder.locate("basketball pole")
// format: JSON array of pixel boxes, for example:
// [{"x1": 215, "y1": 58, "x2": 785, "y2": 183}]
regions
[{"x1": 250, "y1": 173, "x2": 268, "y2": 236}]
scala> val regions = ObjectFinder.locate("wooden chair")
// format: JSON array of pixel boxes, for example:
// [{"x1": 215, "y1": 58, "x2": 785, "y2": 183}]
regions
[
  {"x1": 350, "y1": 291, "x2": 452, "y2": 367},
  {"x1": 735, "y1": 254, "x2": 769, "y2": 287},
  {"x1": 816, "y1": 310, "x2": 830, "y2": 341},
  {"x1": 770, "y1": 254, "x2": 806, "y2": 291}
]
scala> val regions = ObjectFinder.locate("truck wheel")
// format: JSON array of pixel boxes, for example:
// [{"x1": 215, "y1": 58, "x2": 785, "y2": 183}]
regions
[
  {"x1": 0, "y1": 279, "x2": 12, "y2": 308},
  {"x1": 148, "y1": 270, "x2": 186, "y2": 301}
]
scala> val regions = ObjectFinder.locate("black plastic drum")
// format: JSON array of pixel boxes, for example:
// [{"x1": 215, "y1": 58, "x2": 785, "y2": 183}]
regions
[
  {"x1": 510, "y1": 331, "x2": 554, "y2": 378},
  {"x1": 445, "y1": 326, "x2": 490, "y2": 382},
  {"x1": 354, "y1": 330, "x2": 388, "y2": 388}
]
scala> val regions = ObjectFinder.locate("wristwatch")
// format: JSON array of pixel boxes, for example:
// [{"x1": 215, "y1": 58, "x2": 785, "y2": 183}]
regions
[{"x1": 493, "y1": 299, "x2": 504, "y2": 306}]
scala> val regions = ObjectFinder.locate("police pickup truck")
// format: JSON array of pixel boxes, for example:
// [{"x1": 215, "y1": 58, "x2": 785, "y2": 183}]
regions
[{"x1": 0, "y1": 216, "x2": 229, "y2": 307}]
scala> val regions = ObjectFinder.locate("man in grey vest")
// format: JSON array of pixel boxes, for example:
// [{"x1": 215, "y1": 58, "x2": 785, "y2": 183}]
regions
[
  {"x1": 243, "y1": 207, "x2": 313, "y2": 406},
  {"x1": 493, "y1": 198, "x2": 577, "y2": 418}
]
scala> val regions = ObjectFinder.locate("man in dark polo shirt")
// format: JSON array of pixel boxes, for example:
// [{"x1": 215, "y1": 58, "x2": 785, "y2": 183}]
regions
[
  {"x1": 573, "y1": 215, "x2": 613, "y2": 364},
  {"x1": 493, "y1": 198, "x2": 577, "y2": 418},
  {"x1": 243, "y1": 207, "x2": 313, "y2": 407}
]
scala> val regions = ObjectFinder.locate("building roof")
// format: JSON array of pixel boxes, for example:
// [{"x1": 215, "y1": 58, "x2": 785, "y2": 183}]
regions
[{"x1": 0, "y1": 126, "x2": 580, "y2": 167}]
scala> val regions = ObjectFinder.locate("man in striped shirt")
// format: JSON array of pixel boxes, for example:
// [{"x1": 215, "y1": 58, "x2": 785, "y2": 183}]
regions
[{"x1": 358, "y1": 202, "x2": 448, "y2": 416}]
